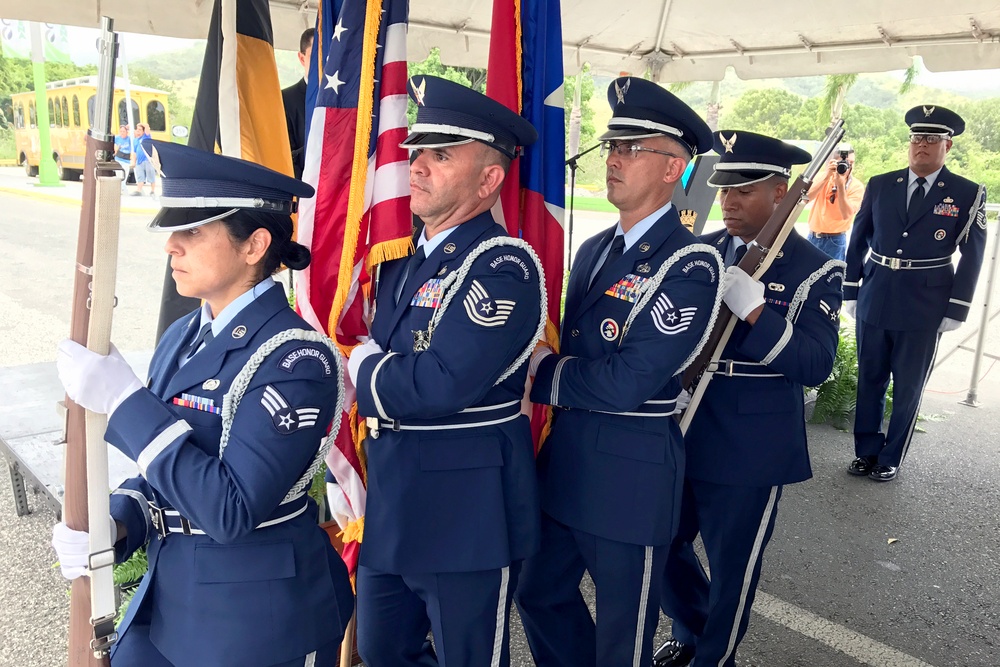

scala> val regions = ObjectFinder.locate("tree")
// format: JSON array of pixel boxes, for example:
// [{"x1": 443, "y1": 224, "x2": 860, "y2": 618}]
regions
[
  {"x1": 821, "y1": 73, "x2": 858, "y2": 122},
  {"x1": 564, "y1": 64, "x2": 595, "y2": 155},
  {"x1": 406, "y1": 47, "x2": 484, "y2": 126}
]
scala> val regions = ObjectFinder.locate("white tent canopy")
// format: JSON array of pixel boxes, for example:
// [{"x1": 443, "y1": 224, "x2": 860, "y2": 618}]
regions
[{"x1": 2, "y1": 0, "x2": 1000, "y2": 80}]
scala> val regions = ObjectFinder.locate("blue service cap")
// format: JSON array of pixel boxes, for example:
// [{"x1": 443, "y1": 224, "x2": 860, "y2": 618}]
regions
[
  {"x1": 708, "y1": 130, "x2": 812, "y2": 188},
  {"x1": 145, "y1": 140, "x2": 314, "y2": 232},
  {"x1": 905, "y1": 105, "x2": 965, "y2": 137},
  {"x1": 599, "y1": 77, "x2": 713, "y2": 157},
  {"x1": 399, "y1": 75, "x2": 538, "y2": 160}
]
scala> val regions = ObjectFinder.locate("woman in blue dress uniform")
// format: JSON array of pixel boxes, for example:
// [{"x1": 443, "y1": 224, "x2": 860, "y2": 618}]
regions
[{"x1": 51, "y1": 142, "x2": 355, "y2": 666}]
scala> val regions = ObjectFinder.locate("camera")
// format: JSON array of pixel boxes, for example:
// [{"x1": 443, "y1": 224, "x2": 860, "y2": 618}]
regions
[{"x1": 836, "y1": 150, "x2": 851, "y2": 175}]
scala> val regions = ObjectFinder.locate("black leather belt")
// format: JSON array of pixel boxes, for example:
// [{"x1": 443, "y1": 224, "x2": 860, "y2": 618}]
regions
[
  {"x1": 870, "y1": 251, "x2": 952, "y2": 271},
  {"x1": 707, "y1": 360, "x2": 783, "y2": 378},
  {"x1": 148, "y1": 496, "x2": 309, "y2": 537},
  {"x1": 812, "y1": 232, "x2": 845, "y2": 238},
  {"x1": 366, "y1": 400, "x2": 522, "y2": 438}
]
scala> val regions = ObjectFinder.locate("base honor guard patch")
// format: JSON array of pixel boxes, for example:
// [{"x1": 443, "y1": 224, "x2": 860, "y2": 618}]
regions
[
  {"x1": 605, "y1": 274, "x2": 649, "y2": 302},
  {"x1": 650, "y1": 293, "x2": 697, "y2": 335},
  {"x1": 411, "y1": 278, "x2": 445, "y2": 308},
  {"x1": 173, "y1": 393, "x2": 221, "y2": 415},
  {"x1": 933, "y1": 202, "x2": 960, "y2": 218},
  {"x1": 261, "y1": 385, "x2": 321, "y2": 434},
  {"x1": 463, "y1": 280, "x2": 515, "y2": 327}
]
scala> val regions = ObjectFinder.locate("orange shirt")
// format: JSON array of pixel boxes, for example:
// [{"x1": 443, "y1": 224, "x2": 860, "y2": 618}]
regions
[{"x1": 808, "y1": 177, "x2": 865, "y2": 234}]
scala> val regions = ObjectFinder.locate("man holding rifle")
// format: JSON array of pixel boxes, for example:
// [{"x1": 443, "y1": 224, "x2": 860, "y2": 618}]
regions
[
  {"x1": 515, "y1": 78, "x2": 724, "y2": 667},
  {"x1": 653, "y1": 131, "x2": 844, "y2": 667}
]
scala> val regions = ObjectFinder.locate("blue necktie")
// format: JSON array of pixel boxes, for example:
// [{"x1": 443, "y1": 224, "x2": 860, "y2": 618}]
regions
[
  {"x1": 186, "y1": 322, "x2": 214, "y2": 359},
  {"x1": 396, "y1": 246, "x2": 426, "y2": 305},
  {"x1": 728, "y1": 243, "x2": 747, "y2": 268},
  {"x1": 907, "y1": 176, "x2": 927, "y2": 221},
  {"x1": 590, "y1": 235, "x2": 626, "y2": 290}
]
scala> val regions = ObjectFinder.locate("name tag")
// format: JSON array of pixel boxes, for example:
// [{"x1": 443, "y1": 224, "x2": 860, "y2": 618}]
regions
[
  {"x1": 933, "y1": 203, "x2": 960, "y2": 218},
  {"x1": 411, "y1": 278, "x2": 444, "y2": 308},
  {"x1": 605, "y1": 274, "x2": 649, "y2": 303}
]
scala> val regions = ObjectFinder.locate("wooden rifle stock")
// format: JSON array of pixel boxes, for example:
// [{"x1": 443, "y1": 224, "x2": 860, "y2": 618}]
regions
[
  {"x1": 64, "y1": 17, "x2": 118, "y2": 666},
  {"x1": 679, "y1": 120, "x2": 846, "y2": 433}
]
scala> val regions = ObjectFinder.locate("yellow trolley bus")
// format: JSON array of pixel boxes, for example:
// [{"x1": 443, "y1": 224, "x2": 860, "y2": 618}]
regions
[{"x1": 11, "y1": 77, "x2": 171, "y2": 180}]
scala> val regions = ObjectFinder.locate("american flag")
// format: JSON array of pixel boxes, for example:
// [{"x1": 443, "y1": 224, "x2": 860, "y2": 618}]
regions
[
  {"x1": 294, "y1": 0, "x2": 411, "y2": 573},
  {"x1": 487, "y1": 0, "x2": 566, "y2": 450}
]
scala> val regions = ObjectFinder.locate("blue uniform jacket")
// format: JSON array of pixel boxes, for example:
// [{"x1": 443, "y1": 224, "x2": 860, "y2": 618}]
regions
[
  {"x1": 354, "y1": 212, "x2": 542, "y2": 574},
  {"x1": 107, "y1": 285, "x2": 354, "y2": 667},
  {"x1": 530, "y1": 207, "x2": 723, "y2": 547},
  {"x1": 846, "y1": 166, "x2": 987, "y2": 330},
  {"x1": 686, "y1": 229, "x2": 843, "y2": 488}
]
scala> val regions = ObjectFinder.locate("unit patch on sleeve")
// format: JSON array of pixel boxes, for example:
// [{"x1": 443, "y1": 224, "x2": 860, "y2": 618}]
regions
[
  {"x1": 605, "y1": 274, "x2": 649, "y2": 302},
  {"x1": 278, "y1": 347, "x2": 333, "y2": 376},
  {"x1": 411, "y1": 278, "x2": 445, "y2": 308},
  {"x1": 463, "y1": 280, "x2": 515, "y2": 327},
  {"x1": 489, "y1": 253, "x2": 532, "y2": 281},
  {"x1": 650, "y1": 293, "x2": 697, "y2": 335},
  {"x1": 261, "y1": 385, "x2": 321, "y2": 434}
]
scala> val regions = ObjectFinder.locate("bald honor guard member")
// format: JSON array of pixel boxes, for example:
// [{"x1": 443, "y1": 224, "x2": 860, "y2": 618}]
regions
[
  {"x1": 347, "y1": 76, "x2": 546, "y2": 667},
  {"x1": 653, "y1": 131, "x2": 844, "y2": 667},
  {"x1": 514, "y1": 77, "x2": 724, "y2": 667},
  {"x1": 845, "y1": 105, "x2": 987, "y2": 482}
]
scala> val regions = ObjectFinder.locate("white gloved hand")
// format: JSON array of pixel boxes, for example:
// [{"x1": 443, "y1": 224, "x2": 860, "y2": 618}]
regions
[
  {"x1": 51, "y1": 517, "x2": 117, "y2": 580},
  {"x1": 938, "y1": 317, "x2": 962, "y2": 333},
  {"x1": 326, "y1": 483, "x2": 354, "y2": 531},
  {"x1": 675, "y1": 389, "x2": 692, "y2": 412},
  {"x1": 842, "y1": 300, "x2": 857, "y2": 319},
  {"x1": 347, "y1": 339, "x2": 384, "y2": 387},
  {"x1": 528, "y1": 343, "x2": 554, "y2": 377},
  {"x1": 56, "y1": 340, "x2": 142, "y2": 416},
  {"x1": 723, "y1": 266, "x2": 766, "y2": 321}
]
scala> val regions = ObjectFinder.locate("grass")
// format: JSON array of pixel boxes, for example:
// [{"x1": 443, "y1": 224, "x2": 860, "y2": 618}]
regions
[{"x1": 570, "y1": 195, "x2": 812, "y2": 224}]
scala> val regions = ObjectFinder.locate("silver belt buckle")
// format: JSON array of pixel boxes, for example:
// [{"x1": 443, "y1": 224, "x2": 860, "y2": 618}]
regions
[
  {"x1": 365, "y1": 416, "x2": 380, "y2": 439},
  {"x1": 889, "y1": 257, "x2": 901, "y2": 271}
]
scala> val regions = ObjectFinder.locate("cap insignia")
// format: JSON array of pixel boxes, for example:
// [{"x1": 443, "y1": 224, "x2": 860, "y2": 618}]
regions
[
  {"x1": 720, "y1": 132, "x2": 737, "y2": 153},
  {"x1": 615, "y1": 78, "x2": 631, "y2": 105},
  {"x1": 411, "y1": 77, "x2": 427, "y2": 106},
  {"x1": 923, "y1": 105, "x2": 935, "y2": 118}
]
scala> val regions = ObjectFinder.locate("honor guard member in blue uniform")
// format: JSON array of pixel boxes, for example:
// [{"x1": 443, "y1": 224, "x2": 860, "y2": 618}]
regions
[
  {"x1": 346, "y1": 76, "x2": 545, "y2": 667},
  {"x1": 652, "y1": 132, "x2": 843, "y2": 667},
  {"x1": 51, "y1": 142, "x2": 355, "y2": 666},
  {"x1": 844, "y1": 105, "x2": 988, "y2": 482},
  {"x1": 513, "y1": 77, "x2": 724, "y2": 667}
]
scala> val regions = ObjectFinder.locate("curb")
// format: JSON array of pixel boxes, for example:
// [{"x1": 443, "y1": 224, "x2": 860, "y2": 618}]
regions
[{"x1": 0, "y1": 185, "x2": 157, "y2": 215}]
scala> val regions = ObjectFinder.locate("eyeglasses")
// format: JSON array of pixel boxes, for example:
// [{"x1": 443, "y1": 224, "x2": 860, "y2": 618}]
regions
[
  {"x1": 909, "y1": 133, "x2": 948, "y2": 145},
  {"x1": 599, "y1": 141, "x2": 680, "y2": 160}
]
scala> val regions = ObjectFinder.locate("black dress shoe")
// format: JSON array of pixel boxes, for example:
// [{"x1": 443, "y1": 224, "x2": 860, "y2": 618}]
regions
[
  {"x1": 847, "y1": 457, "x2": 876, "y2": 476},
  {"x1": 869, "y1": 464, "x2": 898, "y2": 482},
  {"x1": 652, "y1": 638, "x2": 695, "y2": 667}
]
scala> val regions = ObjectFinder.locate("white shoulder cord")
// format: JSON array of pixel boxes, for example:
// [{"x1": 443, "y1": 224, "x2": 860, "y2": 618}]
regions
[
  {"x1": 423, "y1": 237, "x2": 548, "y2": 385},
  {"x1": 219, "y1": 329, "x2": 345, "y2": 504},
  {"x1": 958, "y1": 184, "x2": 988, "y2": 243},
  {"x1": 620, "y1": 243, "x2": 725, "y2": 376},
  {"x1": 786, "y1": 259, "x2": 846, "y2": 324}
]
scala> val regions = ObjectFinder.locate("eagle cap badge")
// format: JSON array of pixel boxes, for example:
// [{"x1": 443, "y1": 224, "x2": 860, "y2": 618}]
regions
[
  {"x1": 615, "y1": 78, "x2": 631, "y2": 105},
  {"x1": 720, "y1": 132, "x2": 737, "y2": 153}
]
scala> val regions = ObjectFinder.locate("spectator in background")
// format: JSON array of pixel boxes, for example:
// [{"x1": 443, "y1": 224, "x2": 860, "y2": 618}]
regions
[
  {"x1": 804, "y1": 145, "x2": 864, "y2": 261},
  {"x1": 282, "y1": 28, "x2": 314, "y2": 179},
  {"x1": 131, "y1": 123, "x2": 156, "y2": 197},
  {"x1": 114, "y1": 124, "x2": 132, "y2": 193}
]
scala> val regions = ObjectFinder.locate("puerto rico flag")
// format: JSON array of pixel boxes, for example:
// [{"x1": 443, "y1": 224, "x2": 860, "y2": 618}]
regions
[{"x1": 487, "y1": 0, "x2": 566, "y2": 450}]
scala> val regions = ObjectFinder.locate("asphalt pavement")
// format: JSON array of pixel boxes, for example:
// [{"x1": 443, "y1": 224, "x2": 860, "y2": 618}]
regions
[{"x1": 1, "y1": 171, "x2": 999, "y2": 666}]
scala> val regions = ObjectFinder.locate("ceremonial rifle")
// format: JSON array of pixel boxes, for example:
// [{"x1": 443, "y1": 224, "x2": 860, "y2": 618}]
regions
[
  {"x1": 679, "y1": 120, "x2": 845, "y2": 433},
  {"x1": 63, "y1": 17, "x2": 122, "y2": 665}
]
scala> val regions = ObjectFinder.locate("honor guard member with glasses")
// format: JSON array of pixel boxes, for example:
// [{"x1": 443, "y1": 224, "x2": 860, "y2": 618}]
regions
[
  {"x1": 652, "y1": 131, "x2": 844, "y2": 667},
  {"x1": 513, "y1": 77, "x2": 724, "y2": 667},
  {"x1": 844, "y1": 105, "x2": 988, "y2": 482},
  {"x1": 51, "y1": 142, "x2": 355, "y2": 666},
  {"x1": 346, "y1": 76, "x2": 546, "y2": 667}
]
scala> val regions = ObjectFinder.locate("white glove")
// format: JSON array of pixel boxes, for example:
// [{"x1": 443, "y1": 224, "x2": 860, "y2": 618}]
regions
[
  {"x1": 347, "y1": 339, "x2": 384, "y2": 387},
  {"x1": 56, "y1": 340, "x2": 142, "y2": 416},
  {"x1": 327, "y1": 483, "x2": 354, "y2": 531},
  {"x1": 938, "y1": 317, "x2": 962, "y2": 333},
  {"x1": 723, "y1": 266, "x2": 765, "y2": 321},
  {"x1": 528, "y1": 343, "x2": 554, "y2": 377},
  {"x1": 51, "y1": 517, "x2": 117, "y2": 580},
  {"x1": 842, "y1": 300, "x2": 857, "y2": 319},
  {"x1": 675, "y1": 389, "x2": 692, "y2": 412}
]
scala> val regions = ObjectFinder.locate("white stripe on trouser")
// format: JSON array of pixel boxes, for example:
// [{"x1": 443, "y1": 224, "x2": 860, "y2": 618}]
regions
[
  {"x1": 632, "y1": 546, "x2": 655, "y2": 667},
  {"x1": 490, "y1": 566, "x2": 511, "y2": 667},
  {"x1": 304, "y1": 650, "x2": 316, "y2": 667},
  {"x1": 718, "y1": 486, "x2": 779, "y2": 667},
  {"x1": 899, "y1": 334, "x2": 941, "y2": 466}
]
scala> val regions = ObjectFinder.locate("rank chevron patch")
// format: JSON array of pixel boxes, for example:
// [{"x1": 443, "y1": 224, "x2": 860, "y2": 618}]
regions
[
  {"x1": 463, "y1": 279, "x2": 516, "y2": 327},
  {"x1": 650, "y1": 293, "x2": 697, "y2": 335},
  {"x1": 260, "y1": 385, "x2": 321, "y2": 434}
]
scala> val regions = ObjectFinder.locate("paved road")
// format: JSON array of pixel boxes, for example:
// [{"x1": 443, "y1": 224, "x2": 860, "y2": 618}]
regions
[{"x1": 2, "y1": 191, "x2": 1000, "y2": 666}]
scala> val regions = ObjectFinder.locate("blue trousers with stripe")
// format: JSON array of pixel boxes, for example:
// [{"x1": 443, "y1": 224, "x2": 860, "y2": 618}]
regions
[
  {"x1": 854, "y1": 320, "x2": 941, "y2": 468},
  {"x1": 514, "y1": 512, "x2": 667, "y2": 667},
  {"x1": 659, "y1": 480, "x2": 783, "y2": 667},
  {"x1": 356, "y1": 563, "x2": 518, "y2": 667}
]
